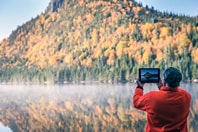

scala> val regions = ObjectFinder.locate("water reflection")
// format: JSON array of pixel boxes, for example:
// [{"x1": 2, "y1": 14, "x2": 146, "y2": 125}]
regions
[{"x1": 0, "y1": 83, "x2": 197, "y2": 132}]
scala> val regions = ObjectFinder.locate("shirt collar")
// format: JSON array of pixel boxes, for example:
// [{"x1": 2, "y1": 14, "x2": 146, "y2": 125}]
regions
[{"x1": 160, "y1": 86, "x2": 178, "y2": 91}]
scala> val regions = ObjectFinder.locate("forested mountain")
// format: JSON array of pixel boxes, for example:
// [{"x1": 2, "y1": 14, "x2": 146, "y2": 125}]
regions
[{"x1": 0, "y1": 0, "x2": 198, "y2": 83}]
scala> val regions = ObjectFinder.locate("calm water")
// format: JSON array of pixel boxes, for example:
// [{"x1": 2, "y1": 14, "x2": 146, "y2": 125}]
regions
[{"x1": 0, "y1": 83, "x2": 197, "y2": 132}]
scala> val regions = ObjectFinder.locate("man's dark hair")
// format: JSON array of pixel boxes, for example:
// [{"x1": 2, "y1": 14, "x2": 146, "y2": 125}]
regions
[{"x1": 163, "y1": 67, "x2": 182, "y2": 88}]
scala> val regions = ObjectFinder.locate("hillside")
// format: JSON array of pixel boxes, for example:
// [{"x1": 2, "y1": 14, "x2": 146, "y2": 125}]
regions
[{"x1": 0, "y1": 0, "x2": 198, "y2": 83}]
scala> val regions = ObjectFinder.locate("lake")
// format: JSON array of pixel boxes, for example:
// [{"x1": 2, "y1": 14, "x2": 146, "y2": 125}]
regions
[{"x1": 0, "y1": 83, "x2": 197, "y2": 132}]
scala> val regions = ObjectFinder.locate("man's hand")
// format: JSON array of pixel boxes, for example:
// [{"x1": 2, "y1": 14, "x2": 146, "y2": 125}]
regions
[{"x1": 136, "y1": 80, "x2": 145, "y2": 89}]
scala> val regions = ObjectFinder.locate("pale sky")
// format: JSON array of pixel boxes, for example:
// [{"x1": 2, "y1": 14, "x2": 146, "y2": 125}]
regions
[
  {"x1": 138, "y1": 0, "x2": 198, "y2": 16},
  {"x1": 0, "y1": 0, "x2": 50, "y2": 41},
  {"x1": 0, "y1": 0, "x2": 198, "y2": 41}
]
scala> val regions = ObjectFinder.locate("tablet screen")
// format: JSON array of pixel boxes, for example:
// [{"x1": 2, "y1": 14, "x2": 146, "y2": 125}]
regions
[{"x1": 139, "y1": 68, "x2": 160, "y2": 83}]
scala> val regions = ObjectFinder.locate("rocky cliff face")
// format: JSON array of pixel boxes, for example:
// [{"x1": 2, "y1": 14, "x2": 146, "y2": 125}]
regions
[{"x1": 48, "y1": 0, "x2": 63, "y2": 13}]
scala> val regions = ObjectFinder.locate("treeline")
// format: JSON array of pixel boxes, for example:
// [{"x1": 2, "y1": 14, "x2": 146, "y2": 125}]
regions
[
  {"x1": 0, "y1": 53, "x2": 197, "y2": 84},
  {"x1": 0, "y1": 0, "x2": 198, "y2": 83}
]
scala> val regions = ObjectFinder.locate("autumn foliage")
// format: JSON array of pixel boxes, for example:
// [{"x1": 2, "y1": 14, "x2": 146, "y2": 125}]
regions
[{"x1": 0, "y1": 0, "x2": 198, "y2": 83}]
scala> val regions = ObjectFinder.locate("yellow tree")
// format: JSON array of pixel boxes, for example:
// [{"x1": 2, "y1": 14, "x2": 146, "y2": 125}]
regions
[
  {"x1": 64, "y1": 53, "x2": 73, "y2": 66},
  {"x1": 107, "y1": 49, "x2": 115, "y2": 65},
  {"x1": 176, "y1": 33, "x2": 192, "y2": 54},
  {"x1": 91, "y1": 29, "x2": 99, "y2": 44},
  {"x1": 141, "y1": 23, "x2": 153, "y2": 40},
  {"x1": 116, "y1": 41, "x2": 128, "y2": 58},
  {"x1": 160, "y1": 27, "x2": 170, "y2": 39},
  {"x1": 142, "y1": 44, "x2": 152, "y2": 64},
  {"x1": 156, "y1": 49, "x2": 164, "y2": 62},
  {"x1": 86, "y1": 57, "x2": 93, "y2": 67},
  {"x1": 192, "y1": 48, "x2": 198, "y2": 63}
]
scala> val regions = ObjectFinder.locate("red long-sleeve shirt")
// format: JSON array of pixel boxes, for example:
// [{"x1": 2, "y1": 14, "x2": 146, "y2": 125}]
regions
[{"x1": 133, "y1": 86, "x2": 191, "y2": 132}]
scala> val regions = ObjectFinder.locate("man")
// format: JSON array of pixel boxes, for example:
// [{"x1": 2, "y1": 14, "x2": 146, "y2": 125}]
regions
[{"x1": 133, "y1": 67, "x2": 191, "y2": 132}]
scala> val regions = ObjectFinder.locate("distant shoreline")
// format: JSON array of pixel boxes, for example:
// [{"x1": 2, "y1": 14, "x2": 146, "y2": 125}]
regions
[{"x1": 0, "y1": 79, "x2": 197, "y2": 85}]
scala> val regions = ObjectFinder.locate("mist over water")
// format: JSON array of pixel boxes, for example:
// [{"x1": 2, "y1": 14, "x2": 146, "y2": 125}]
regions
[{"x1": 0, "y1": 83, "x2": 197, "y2": 131}]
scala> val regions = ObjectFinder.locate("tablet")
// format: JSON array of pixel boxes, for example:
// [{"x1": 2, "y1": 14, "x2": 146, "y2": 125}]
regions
[{"x1": 139, "y1": 68, "x2": 160, "y2": 83}]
